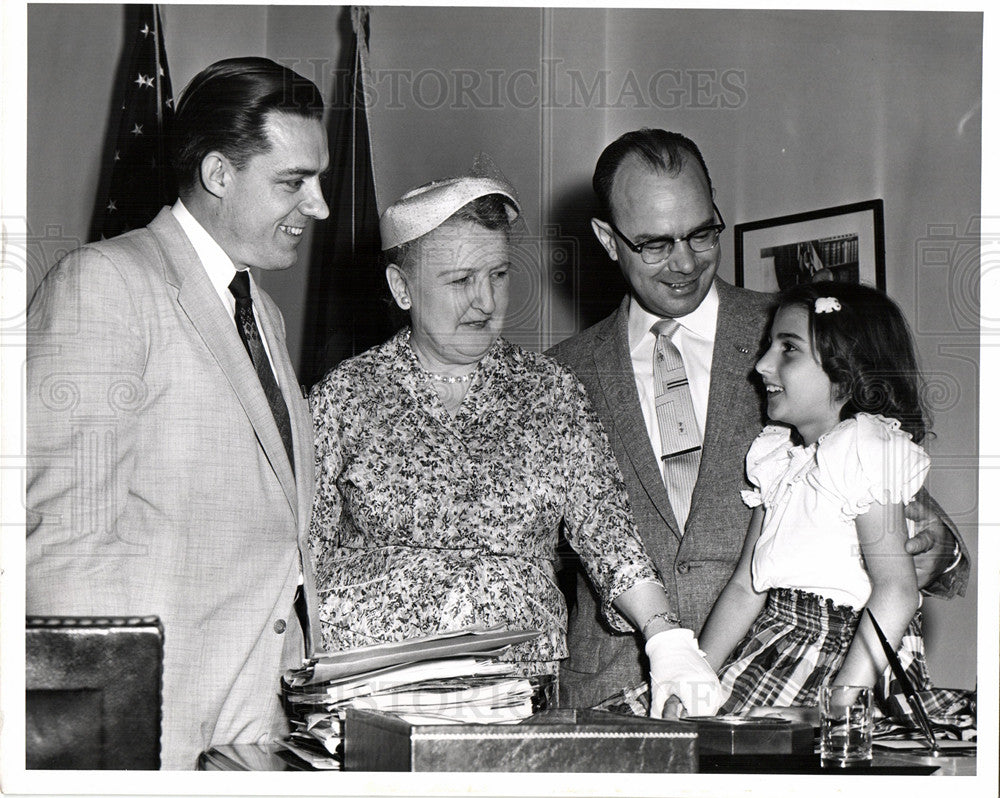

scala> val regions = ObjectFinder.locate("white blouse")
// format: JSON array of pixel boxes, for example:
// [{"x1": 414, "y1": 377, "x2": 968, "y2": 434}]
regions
[{"x1": 742, "y1": 413, "x2": 930, "y2": 609}]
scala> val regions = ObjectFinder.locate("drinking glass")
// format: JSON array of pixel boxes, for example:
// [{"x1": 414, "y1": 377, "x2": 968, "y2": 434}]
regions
[{"x1": 819, "y1": 684, "x2": 873, "y2": 767}]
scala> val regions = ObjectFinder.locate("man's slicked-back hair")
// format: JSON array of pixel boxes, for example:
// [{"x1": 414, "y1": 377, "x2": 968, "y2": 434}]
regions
[
  {"x1": 592, "y1": 129, "x2": 714, "y2": 220},
  {"x1": 172, "y1": 56, "x2": 325, "y2": 193}
]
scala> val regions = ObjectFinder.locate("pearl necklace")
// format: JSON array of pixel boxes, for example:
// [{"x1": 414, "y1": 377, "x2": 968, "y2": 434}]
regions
[
  {"x1": 424, "y1": 368, "x2": 475, "y2": 384},
  {"x1": 408, "y1": 332, "x2": 477, "y2": 384},
  {"x1": 412, "y1": 353, "x2": 476, "y2": 384}
]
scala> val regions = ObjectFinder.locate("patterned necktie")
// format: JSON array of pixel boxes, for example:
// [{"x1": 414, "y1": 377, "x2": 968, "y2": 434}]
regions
[
  {"x1": 229, "y1": 271, "x2": 295, "y2": 474},
  {"x1": 652, "y1": 319, "x2": 702, "y2": 530}
]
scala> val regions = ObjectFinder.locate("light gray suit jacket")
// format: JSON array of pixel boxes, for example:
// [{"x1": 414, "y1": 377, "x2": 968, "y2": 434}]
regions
[
  {"x1": 547, "y1": 278, "x2": 774, "y2": 708},
  {"x1": 26, "y1": 207, "x2": 321, "y2": 768}
]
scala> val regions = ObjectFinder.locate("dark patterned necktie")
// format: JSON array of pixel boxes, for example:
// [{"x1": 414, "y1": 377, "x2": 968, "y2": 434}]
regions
[
  {"x1": 229, "y1": 271, "x2": 295, "y2": 473},
  {"x1": 652, "y1": 319, "x2": 702, "y2": 530}
]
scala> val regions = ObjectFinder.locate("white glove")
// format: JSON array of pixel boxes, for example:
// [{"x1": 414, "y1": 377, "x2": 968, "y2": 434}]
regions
[{"x1": 645, "y1": 628, "x2": 723, "y2": 719}]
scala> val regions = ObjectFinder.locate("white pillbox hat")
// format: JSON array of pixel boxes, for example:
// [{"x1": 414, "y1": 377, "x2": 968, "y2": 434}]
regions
[{"x1": 379, "y1": 175, "x2": 520, "y2": 251}]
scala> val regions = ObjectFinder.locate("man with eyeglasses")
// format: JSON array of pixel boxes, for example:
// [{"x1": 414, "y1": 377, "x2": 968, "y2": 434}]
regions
[{"x1": 547, "y1": 128, "x2": 968, "y2": 712}]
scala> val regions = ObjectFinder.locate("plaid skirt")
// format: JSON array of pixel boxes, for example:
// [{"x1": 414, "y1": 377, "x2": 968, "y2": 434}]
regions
[
  {"x1": 718, "y1": 588, "x2": 862, "y2": 712},
  {"x1": 597, "y1": 587, "x2": 974, "y2": 729},
  {"x1": 719, "y1": 588, "x2": 969, "y2": 721}
]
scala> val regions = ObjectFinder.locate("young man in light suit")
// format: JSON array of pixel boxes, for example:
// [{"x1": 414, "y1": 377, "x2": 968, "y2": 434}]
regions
[
  {"x1": 547, "y1": 129, "x2": 969, "y2": 711},
  {"x1": 27, "y1": 57, "x2": 330, "y2": 768}
]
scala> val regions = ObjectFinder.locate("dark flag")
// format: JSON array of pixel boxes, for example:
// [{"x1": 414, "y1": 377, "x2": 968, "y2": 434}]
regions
[
  {"x1": 96, "y1": 5, "x2": 176, "y2": 240},
  {"x1": 301, "y1": 6, "x2": 390, "y2": 387}
]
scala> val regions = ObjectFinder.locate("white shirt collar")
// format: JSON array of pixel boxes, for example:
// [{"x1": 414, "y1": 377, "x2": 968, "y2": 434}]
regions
[
  {"x1": 171, "y1": 198, "x2": 241, "y2": 298},
  {"x1": 627, "y1": 281, "x2": 720, "y2": 353}
]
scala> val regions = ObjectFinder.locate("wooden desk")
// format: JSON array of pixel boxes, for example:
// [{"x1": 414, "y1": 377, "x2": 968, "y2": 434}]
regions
[
  {"x1": 871, "y1": 746, "x2": 977, "y2": 776},
  {"x1": 198, "y1": 743, "x2": 976, "y2": 775},
  {"x1": 699, "y1": 750, "x2": 975, "y2": 776}
]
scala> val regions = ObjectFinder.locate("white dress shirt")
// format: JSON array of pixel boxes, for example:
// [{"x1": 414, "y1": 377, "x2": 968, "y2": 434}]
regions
[
  {"x1": 627, "y1": 283, "x2": 720, "y2": 470},
  {"x1": 171, "y1": 199, "x2": 279, "y2": 380}
]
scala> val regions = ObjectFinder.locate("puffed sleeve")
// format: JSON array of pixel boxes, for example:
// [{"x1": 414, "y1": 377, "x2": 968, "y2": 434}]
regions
[
  {"x1": 308, "y1": 369, "x2": 348, "y2": 584},
  {"x1": 743, "y1": 425, "x2": 795, "y2": 505},
  {"x1": 556, "y1": 368, "x2": 663, "y2": 633},
  {"x1": 814, "y1": 414, "x2": 930, "y2": 521},
  {"x1": 741, "y1": 489, "x2": 763, "y2": 508}
]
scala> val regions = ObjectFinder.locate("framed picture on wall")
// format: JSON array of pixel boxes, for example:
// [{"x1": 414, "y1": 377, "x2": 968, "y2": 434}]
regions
[{"x1": 734, "y1": 199, "x2": 885, "y2": 293}]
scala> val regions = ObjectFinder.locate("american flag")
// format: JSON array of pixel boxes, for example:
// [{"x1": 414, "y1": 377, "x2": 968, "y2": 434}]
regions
[{"x1": 97, "y1": 5, "x2": 176, "y2": 239}]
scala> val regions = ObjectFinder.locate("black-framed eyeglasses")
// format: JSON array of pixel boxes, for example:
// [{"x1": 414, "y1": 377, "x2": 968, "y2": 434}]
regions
[{"x1": 607, "y1": 204, "x2": 726, "y2": 265}]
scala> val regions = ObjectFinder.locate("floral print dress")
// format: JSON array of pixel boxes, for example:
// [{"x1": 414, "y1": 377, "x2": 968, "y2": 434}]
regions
[{"x1": 309, "y1": 329, "x2": 663, "y2": 674}]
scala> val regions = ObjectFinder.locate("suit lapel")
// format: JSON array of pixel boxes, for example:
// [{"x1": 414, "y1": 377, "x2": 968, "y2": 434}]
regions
[
  {"x1": 148, "y1": 209, "x2": 299, "y2": 519},
  {"x1": 595, "y1": 298, "x2": 682, "y2": 540},
  {"x1": 255, "y1": 295, "x2": 322, "y2": 653},
  {"x1": 255, "y1": 295, "x2": 314, "y2": 522},
  {"x1": 692, "y1": 279, "x2": 767, "y2": 513}
]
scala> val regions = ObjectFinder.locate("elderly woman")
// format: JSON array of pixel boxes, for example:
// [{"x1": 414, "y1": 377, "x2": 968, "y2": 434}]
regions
[{"x1": 308, "y1": 171, "x2": 721, "y2": 717}]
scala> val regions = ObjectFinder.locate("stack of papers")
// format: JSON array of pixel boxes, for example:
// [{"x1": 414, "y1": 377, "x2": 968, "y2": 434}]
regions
[{"x1": 279, "y1": 627, "x2": 542, "y2": 769}]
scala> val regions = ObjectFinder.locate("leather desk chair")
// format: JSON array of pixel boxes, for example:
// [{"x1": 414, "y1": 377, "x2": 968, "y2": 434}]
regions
[{"x1": 25, "y1": 616, "x2": 163, "y2": 769}]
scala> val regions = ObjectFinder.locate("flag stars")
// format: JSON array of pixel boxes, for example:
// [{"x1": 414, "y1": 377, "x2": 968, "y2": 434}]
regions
[{"x1": 100, "y1": 10, "x2": 173, "y2": 238}]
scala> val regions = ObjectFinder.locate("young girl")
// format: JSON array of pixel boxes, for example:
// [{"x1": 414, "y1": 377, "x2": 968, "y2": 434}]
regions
[{"x1": 698, "y1": 281, "x2": 937, "y2": 714}]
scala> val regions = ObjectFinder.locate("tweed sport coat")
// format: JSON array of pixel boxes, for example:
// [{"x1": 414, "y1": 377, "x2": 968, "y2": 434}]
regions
[
  {"x1": 547, "y1": 278, "x2": 775, "y2": 708},
  {"x1": 26, "y1": 207, "x2": 321, "y2": 768}
]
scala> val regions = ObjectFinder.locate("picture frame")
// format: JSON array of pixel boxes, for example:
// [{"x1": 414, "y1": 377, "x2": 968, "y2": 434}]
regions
[{"x1": 734, "y1": 199, "x2": 885, "y2": 293}]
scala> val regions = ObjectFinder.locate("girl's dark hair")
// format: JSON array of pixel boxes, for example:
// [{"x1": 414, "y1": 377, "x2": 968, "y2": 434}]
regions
[
  {"x1": 384, "y1": 192, "x2": 514, "y2": 272},
  {"x1": 776, "y1": 281, "x2": 929, "y2": 442},
  {"x1": 172, "y1": 56, "x2": 325, "y2": 193}
]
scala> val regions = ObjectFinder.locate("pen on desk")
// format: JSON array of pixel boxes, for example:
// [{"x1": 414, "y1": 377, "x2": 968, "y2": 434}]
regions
[{"x1": 864, "y1": 607, "x2": 940, "y2": 755}]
